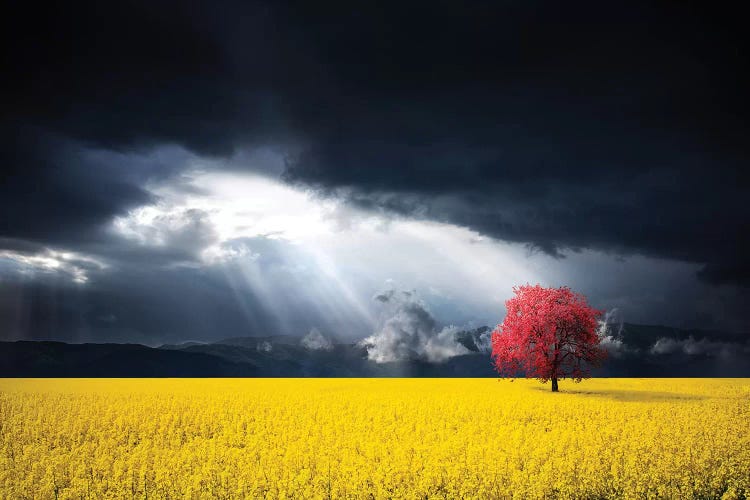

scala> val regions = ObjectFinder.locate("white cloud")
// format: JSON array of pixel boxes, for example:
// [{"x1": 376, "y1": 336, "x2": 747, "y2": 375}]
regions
[
  {"x1": 423, "y1": 325, "x2": 471, "y2": 363},
  {"x1": 475, "y1": 329, "x2": 493, "y2": 354},
  {"x1": 257, "y1": 341, "x2": 273, "y2": 352},
  {"x1": 202, "y1": 241, "x2": 260, "y2": 264},
  {"x1": 301, "y1": 328, "x2": 333, "y2": 351},
  {"x1": 361, "y1": 290, "x2": 469, "y2": 363},
  {"x1": 597, "y1": 308, "x2": 636, "y2": 357},
  {"x1": 650, "y1": 336, "x2": 749, "y2": 358},
  {"x1": 0, "y1": 248, "x2": 106, "y2": 284},
  {"x1": 113, "y1": 206, "x2": 219, "y2": 258}
]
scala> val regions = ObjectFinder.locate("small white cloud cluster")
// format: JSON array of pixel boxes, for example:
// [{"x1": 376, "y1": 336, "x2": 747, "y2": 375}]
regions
[
  {"x1": 597, "y1": 308, "x2": 623, "y2": 338},
  {"x1": 202, "y1": 241, "x2": 261, "y2": 264},
  {"x1": 301, "y1": 328, "x2": 333, "y2": 351},
  {"x1": 597, "y1": 308, "x2": 636, "y2": 358},
  {"x1": 649, "y1": 336, "x2": 748, "y2": 358},
  {"x1": 362, "y1": 289, "x2": 470, "y2": 363},
  {"x1": 599, "y1": 335, "x2": 636, "y2": 358},
  {"x1": 256, "y1": 341, "x2": 273, "y2": 352},
  {"x1": 0, "y1": 247, "x2": 106, "y2": 284},
  {"x1": 475, "y1": 329, "x2": 493, "y2": 354}
]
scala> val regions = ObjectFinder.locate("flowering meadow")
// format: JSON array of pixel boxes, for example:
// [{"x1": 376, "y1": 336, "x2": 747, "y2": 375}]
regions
[{"x1": 1, "y1": 378, "x2": 748, "y2": 499}]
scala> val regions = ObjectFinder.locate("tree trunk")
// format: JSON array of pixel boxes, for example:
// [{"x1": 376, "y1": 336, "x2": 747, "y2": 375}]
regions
[{"x1": 551, "y1": 377, "x2": 559, "y2": 392}]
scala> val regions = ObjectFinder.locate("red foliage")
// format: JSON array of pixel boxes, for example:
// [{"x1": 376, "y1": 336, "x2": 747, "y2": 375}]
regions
[{"x1": 491, "y1": 285, "x2": 606, "y2": 390}]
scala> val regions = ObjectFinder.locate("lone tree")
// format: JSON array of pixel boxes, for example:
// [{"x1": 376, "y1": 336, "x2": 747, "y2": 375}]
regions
[{"x1": 491, "y1": 285, "x2": 606, "y2": 392}]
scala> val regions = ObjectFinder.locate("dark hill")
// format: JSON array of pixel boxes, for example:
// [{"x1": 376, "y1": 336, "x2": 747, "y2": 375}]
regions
[{"x1": 0, "y1": 341, "x2": 254, "y2": 377}]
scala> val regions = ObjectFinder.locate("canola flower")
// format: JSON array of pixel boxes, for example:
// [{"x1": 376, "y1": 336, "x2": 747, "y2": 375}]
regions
[{"x1": 0, "y1": 378, "x2": 748, "y2": 499}]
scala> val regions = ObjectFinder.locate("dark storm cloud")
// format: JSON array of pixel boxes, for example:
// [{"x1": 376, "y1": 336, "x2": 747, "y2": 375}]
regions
[
  {"x1": 2, "y1": 0, "x2": 749, "y2": 347},
  {"x1": 5, "y1": 1, "x2": 747, "y2": 285},
  {"x1": 4, "y1": 1, "x2": 233, "y2": 154},
  {"x1": 0, "y1": 128, "x2": 195, "y2": 248},
  {"x1": 279, "y1": 3, "x2": 750, "y2": 285}
]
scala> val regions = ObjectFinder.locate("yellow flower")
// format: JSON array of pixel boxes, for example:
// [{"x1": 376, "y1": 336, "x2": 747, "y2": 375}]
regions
[{"x1": 0, "y1": 378, "x2": 748, "y2": 499}]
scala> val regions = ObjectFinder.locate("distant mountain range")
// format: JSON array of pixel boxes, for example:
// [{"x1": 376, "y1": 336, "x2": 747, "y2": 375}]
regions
[{"x1": 1, "y1": 324, "x2": 748, "y2": 377}]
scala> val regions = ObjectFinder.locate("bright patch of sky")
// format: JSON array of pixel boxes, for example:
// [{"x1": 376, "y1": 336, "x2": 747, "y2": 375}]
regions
[{"x1": 105, "y1": 150, "x2": 710, "y2": 333}]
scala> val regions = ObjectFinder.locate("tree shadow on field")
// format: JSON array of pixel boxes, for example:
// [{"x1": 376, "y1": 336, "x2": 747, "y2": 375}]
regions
[{"x1": 530, "y1": 386, "x2": 707, "y2": 402}]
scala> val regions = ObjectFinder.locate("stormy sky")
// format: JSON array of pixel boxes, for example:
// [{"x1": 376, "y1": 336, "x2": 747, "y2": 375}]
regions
[{"x1": 2, "y1": 1, "x2": 749, "y2": 357}]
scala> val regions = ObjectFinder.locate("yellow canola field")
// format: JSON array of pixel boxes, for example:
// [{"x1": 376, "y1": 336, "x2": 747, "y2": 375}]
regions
[{"x1": 1, "y1": 378, "x2": 748, "y2": 499}]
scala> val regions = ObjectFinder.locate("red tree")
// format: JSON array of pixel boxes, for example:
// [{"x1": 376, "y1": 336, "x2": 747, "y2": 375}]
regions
[{"x1": 491, "y1": 285, "x2": 606, "y2": 391}]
